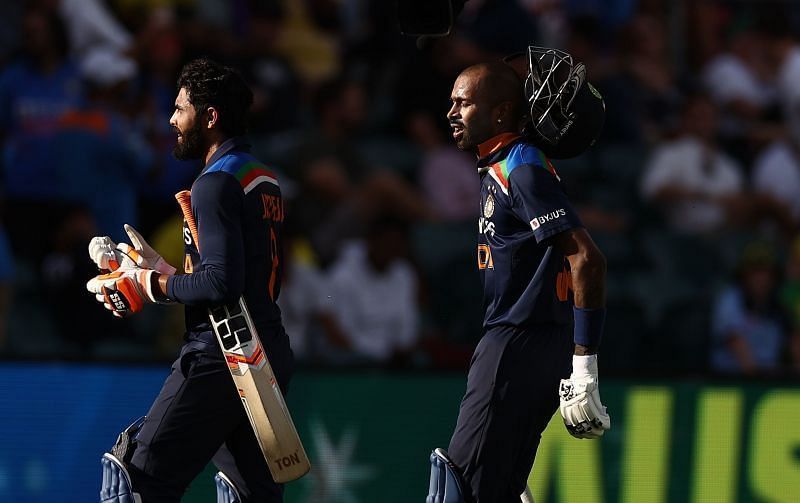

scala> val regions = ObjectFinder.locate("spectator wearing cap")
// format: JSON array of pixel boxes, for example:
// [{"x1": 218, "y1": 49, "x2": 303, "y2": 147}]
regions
[
  {"x1": 52, "y1": 47, "x2": 151, "y2": 242},
  {"x1": 711, "y1": 242, "x2": 790, "y2": 375}
]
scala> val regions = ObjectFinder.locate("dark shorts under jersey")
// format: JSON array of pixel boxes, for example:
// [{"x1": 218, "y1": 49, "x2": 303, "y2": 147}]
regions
[
  {"x1": 448, "y1": 324, "x2": 573, "y2": 503},
  {"x1": 128, "y1": 332, "x2": 293, "y2": 503}
]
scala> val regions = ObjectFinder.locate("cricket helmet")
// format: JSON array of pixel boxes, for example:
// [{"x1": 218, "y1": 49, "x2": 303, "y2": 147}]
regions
[{"x1": 512, "y1": 46, "x2": 605, "y2": 159}]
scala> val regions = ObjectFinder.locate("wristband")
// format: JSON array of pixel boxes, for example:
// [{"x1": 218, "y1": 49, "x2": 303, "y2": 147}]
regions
[
  {"x1": 573, "y1": 306, "x2": 606, "y2": 349},
  {"x1": 572, "y1": 354, "x2": 598, "y2": 376}
]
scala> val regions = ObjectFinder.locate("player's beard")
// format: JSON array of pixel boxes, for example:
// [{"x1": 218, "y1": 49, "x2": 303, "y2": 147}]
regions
[
  {"x1": 453, "y1": 118, "x2": 494, "y2": 152},
  {"x1": 173, "y1": 120, "x2": 206, "y2": 161}
]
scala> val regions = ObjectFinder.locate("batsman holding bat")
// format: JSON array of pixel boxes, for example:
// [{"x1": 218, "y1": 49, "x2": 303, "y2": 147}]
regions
[
  {"x1": 86, "y1": 58, "x2": 303, "y2": 502},
  {"x1": 427, "y1": 48, "x2": 610, "y2": 503}
]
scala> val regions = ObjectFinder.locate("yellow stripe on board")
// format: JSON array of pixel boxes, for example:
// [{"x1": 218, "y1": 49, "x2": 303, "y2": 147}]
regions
[
  {"x1": 749, "y1": 390, "x2": 800, "y2": 503},
  {"x1": 621, "y1": 387, "x2": 673, "y2": 503},
  {"x1": 530, "y1": 413, "x2": 604, "y2": 502},
  {"x1": 691, "y1": 389, "x2": 743, "y2": 503}
]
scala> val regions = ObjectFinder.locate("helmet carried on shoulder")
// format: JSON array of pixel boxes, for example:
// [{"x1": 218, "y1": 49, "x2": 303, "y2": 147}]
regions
[{"x1": 508, "y1": 46, "x2": 606, "y2": 159}]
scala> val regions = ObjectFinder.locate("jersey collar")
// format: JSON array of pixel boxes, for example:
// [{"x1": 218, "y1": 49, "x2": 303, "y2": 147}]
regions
[
  {"x1": 477, "y1": 133, "x2": 521, "y2": 172},
  {"x1": 204, "y1": 136, "x2": 251, "y2": 170}
]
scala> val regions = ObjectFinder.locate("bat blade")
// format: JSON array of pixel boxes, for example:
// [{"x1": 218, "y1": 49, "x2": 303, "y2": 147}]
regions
[
  {"x1": 176, "y1": 191, "x2": 310, "y2": 483},
  {"x1": 209, "y1": 298, "x2": 310, "y2": 482}
]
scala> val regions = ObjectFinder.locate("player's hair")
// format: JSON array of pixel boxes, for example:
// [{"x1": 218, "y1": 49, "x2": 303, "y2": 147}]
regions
[
  {"x1": 462, "y1": 62, "x2": 527, "y2": 124},
  {"x1": 177, "y1": 58, "x2": 254, "y2": 137}
]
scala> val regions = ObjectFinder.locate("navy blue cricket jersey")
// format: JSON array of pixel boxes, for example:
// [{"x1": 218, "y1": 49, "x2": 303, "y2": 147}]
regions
[
  {"x1": 166, "y1": 138, "x2": 284, "y2": 347},
  {"x1": 476, "y1": 133, "x2": 582, "y2": 329}
]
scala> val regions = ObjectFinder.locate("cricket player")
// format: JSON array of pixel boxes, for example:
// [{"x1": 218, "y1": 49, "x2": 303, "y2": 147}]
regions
[
  {"x1": 427, "y1": 48, "x2": 610, "y2": 502},
  {"x1": 86, "y1": 58, "x2": 291, "y2": 502}
]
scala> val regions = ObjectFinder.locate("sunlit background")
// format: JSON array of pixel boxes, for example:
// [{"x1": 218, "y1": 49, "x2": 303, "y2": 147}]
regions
[{"x1": 0, "y1": 0, "x2": 799, "y2": 501}]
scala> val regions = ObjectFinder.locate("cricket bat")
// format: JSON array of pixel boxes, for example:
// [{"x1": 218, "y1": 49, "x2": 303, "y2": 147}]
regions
[{"x1": 175, "y1": 190, "x2": 310, "y2": 483}]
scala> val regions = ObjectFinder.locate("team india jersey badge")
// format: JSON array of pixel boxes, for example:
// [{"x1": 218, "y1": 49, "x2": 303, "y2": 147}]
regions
[{"x1": 484, "y1": 194, "x2": 495, "y2": 218}]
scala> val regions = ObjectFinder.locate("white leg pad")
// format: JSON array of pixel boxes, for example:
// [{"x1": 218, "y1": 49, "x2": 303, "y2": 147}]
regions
[
  {"x1": 100, "y1": 453, "x2": 142, "y2": 503},
  {"x1": 520, "y1": 485, "x2": 535, "y2": 503},
  {"x1": 215, "y1": 471, "x2": 242, "y2": 503},
  {"x1": 426, "y1": 448, "x2": 466, "y2": 503}
]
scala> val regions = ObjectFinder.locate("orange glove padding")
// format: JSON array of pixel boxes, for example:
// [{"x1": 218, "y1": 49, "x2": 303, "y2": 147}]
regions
[{"x1": 86, "y1": 268, "x2": 163, "y2": 318}]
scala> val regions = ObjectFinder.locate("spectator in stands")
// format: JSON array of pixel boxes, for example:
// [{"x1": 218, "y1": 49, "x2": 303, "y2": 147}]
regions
[
  {"x1": 779, "y1": 236, "x2": 800, "y2": 373},
  {"x1": 288, "y1": 77, "x2": 431, "y2": 266},
  {"x1": 703, "y1": 24, "x2": 772, "y2": 122},
  {"x1": 317, "y1": 215, "x2": 421, "y2": 365},
  {"x1": 40, "y1": 206, "x2": 119, "y2": 352},
  {"x1": 407, "y1": 110, "x2": 477, "y2": 222},
  {"x1": 134, "y1": 9, "x2": 199, "y2": 234},
  {"x1": 640, "y1": 93, "x2": 746, "y2": 235},
  {"x1": 57, "y1": 0, "x2": 133, "y2": 60},
  {"x1": 53, "y1": 48, "x2": 151, "y2": 242},
  {"x1": 760, "y1": 11, "x2": 800, "y2": 143},
  {"x1": 711, "y1": 242, "x2": 790, "y2": 375},
  {"x1": 749, "y1": 11, "x2": 800, "y2": 229},
  {"x1": 0, "y1": 6, "x2": 83, "y2": 259},
  {"x1": 616, "y1": 14, "x2": 681, "y2": 142},
  {"x1": 703, "y1": 23, "x2": 776, "y2": 164},
  {"x1": 277, "y1": 224, "x2": 326, "y2": 362},
  {"x1": 752, "y1": 122, "x2": 800, "y2": 223}
]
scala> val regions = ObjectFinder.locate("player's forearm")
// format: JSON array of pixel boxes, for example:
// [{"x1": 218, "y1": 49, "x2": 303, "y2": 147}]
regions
[
  {"x1": 568, "y1": 248, "x2": 606, "y2": 355},
  {"x1": 569, "y1": 250, "x2": 606, "y2": 309}
]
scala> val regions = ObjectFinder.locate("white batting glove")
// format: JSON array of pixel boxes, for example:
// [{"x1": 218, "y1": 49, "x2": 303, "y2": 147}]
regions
[
  {"x1": 87, "y1": 225, "x2": 176, "y2": 275},
  {"x1": 559, "y1": 354, "x2": 611, "y2": 439},
  {"x1": 88, "y1": 236, "x2": 124, "y2": 271},
  {"x1": 123, "y1": 224, "x2": 176, "y2": 275}
]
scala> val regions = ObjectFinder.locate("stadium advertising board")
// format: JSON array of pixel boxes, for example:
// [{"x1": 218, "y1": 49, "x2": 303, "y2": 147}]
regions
[{"x1": 0, "y1": 364, "x2": 796, "y2": 502}]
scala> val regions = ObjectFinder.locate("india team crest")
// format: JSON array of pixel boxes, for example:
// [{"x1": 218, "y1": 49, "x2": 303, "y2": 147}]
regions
[{"x1": 484, "y1": 194, "x2": 495, "y2": 218}]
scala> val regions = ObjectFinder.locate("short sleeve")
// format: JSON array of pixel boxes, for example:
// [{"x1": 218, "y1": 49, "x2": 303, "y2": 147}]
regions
[{"x1": 508, "y1": 163, "x2": 582, "y2": 243}]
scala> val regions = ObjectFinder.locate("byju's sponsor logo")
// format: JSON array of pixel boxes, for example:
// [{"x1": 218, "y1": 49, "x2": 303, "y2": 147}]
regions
[{"x1": 530, "y1": 208, "x2": 566, "y2": 230}]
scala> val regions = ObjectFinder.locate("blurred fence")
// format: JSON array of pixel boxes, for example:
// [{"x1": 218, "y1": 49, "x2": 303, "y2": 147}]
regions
[{"x1": 0, "y1": 363, "x2": 798, "y2": 502}]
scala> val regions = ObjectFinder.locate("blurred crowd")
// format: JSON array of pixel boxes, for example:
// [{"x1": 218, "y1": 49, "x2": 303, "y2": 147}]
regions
[{"x1": 2, "y1": 0, "x2": 800, "y2": 377}]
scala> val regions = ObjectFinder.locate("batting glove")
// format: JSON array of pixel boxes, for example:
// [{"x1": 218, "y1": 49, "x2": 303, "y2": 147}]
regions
[
  {"x1": 88, "y1": 224, "x2": 176, "y2": 275},
  {"x1": 88, "y1": 236, "x2": 125, "y2": 272},
  {"x1": 559, "y1": 354, "x2": 611, "y2": 439},
  {"x1": 86, "y1": 267, "x2": 163, "y2": 318}
]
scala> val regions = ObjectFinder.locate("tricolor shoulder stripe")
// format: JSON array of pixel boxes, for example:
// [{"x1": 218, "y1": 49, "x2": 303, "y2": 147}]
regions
[
  {"x1": 234, "y1": 161, "x2": 279, "y2": 194},
  {"x1": 536, "y1": 149, "x2": 561, "y2": 181},
  {"x1": 487, "y1": 144, "x2": 561, "y2": 193},
  {"x1": 489, "y1": 159, "x2": 510, "y2": 194}
]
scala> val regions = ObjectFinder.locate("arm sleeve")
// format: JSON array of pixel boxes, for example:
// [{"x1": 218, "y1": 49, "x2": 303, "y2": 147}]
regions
[
  {"x1": 167, "y1": 172, "x2": 245, "y2": 305},
  {"x1": 508, "y1": 164, "x2": 583, "y2": 243}
]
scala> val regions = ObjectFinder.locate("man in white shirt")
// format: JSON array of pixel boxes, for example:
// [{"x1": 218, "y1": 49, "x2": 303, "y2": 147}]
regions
[
  {"x1": 753, "y1": 15, "x2": 800, "y2": 224},
  {"x1": 641, "y1": 93, "x2": 745, "y2": 234},
  {"x1": 752, "y1": 136, "x2": 800, "y2": 221},
  {"x1": 319, "y1": 216, "x2": 420, "y2": 363}
]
